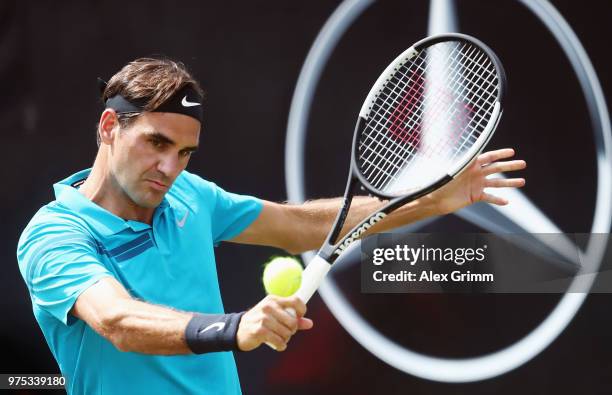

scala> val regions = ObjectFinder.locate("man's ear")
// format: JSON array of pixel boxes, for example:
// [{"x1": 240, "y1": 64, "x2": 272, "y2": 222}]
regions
[{"x1": 98, "y1": 109, "x2": 121, "y2": 145}]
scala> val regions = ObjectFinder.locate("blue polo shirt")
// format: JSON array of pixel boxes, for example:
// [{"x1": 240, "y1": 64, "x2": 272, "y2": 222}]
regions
[{"x1": 17, "y1": 169, "x2": 262, "y2": 395}]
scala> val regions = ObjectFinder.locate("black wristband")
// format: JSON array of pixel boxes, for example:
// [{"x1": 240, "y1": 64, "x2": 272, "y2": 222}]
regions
[{"x1": 185, "y1": 312, "x2": 245, "y2": 354}]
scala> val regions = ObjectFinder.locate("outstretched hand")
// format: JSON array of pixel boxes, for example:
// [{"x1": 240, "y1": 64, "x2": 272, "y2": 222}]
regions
[{"x1": 429, "y1": 148, "x2": 526, "y2": 215}]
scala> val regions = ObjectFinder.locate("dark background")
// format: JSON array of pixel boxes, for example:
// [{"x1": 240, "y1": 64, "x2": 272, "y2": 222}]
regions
[{"x1": 2, "y1": 0, "x2": 611, "y2": 394}]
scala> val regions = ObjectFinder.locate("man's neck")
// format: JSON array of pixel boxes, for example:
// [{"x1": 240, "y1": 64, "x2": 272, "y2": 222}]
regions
[{"x1": 79, "y1": 148, "x2": 155, "y2": 224}]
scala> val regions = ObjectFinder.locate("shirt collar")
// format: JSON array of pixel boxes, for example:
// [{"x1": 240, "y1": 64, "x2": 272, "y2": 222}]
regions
[{"x1": 53, "y1": 168, "x2": 171, "y2": 237}]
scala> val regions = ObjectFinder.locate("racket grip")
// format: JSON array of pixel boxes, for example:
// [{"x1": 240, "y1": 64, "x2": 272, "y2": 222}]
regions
[
  {"x1": 294, "y1": 255, "x2": 332, "y2": 304},
  {"x1": 282, "y1": 256, "x2": 331, "y2": 317}
]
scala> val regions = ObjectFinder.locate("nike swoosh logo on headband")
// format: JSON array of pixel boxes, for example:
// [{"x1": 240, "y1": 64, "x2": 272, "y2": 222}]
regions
[
  {"x1": 198, "y1": 322, "x2": 225, "y2": 334},
  {"x1": 181, "y1": 96, "x2": 201, "y2": 107}
]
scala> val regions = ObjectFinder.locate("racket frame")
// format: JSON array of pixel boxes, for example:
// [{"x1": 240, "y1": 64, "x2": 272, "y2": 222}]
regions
[{"x1": 297, "y1": 33, "x2": 507, "y2": 304}]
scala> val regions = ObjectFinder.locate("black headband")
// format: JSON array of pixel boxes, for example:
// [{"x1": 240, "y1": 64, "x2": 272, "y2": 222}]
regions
[{"x1": 98, "y1": 78, "x2": 203, "y2": 123}]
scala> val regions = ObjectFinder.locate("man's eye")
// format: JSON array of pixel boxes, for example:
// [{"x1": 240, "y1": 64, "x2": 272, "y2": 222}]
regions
[
  {"x1": 150, "y1": 139, "x2": 164, "y2": 148},
  {"x1": 180, "y1": 151, "x2": 193, "y2": 158}
]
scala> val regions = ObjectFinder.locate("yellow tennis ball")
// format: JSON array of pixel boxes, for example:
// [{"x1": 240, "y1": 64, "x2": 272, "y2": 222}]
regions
[{"x1": 263, "y1": 256, "x2": 303, "y2": 297}]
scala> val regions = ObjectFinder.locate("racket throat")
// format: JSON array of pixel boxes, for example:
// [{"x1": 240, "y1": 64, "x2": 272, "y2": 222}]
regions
[
  {"x1": 331, "y1": 211, "x2": 387, "y2": 257},
  {"x1": 325, "y1": 177, "x2": 360, "y2": 247}
]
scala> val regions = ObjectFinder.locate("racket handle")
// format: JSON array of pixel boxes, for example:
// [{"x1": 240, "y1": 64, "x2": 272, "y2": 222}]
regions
[
  {"x1": 290, "y1": 254, "x2": 332, "y2": 309},
  {"x1": 295, "y1": 255, "x2": 332, "y2": 303}
]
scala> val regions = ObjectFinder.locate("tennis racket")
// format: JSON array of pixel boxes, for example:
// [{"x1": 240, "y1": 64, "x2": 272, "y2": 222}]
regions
[{"x1": 292, "y1": 33, "x2": 506, "y2": 312}]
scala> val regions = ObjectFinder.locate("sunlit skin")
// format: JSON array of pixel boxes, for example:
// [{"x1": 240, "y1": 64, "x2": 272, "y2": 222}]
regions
[{"x1": 79, "y1": 109, "x2": 200, "y2": 224}]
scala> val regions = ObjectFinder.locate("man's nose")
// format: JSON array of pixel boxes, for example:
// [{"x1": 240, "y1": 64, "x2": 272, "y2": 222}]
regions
[{"x1": 156, "y1": 153, "x2": 181, "y2": 179}]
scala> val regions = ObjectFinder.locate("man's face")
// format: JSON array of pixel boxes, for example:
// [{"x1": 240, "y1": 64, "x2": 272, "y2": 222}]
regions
[{"x1": 109, "y1": 112, "x2": 200, "y2": 208}]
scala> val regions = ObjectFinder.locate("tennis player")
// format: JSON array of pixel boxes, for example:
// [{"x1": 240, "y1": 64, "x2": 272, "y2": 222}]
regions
[{"x1": 17, "y1": 57, "x2": 525, "y2": 394}]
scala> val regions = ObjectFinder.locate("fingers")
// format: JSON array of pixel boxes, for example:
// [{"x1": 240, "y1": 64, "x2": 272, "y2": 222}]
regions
[
  {"x1": 265, "y1": 304, "x2": 296, "y2": 336},
  {"x1": 482, "y1": 160, "x2": 526, "y2": 176},
  {"x1": 264, "y1": 331, "x2": 288, "y2": 351},
  {"x1": 276, "y1": 295, "x2": 307, "y2": 318},
  {"x1": 485, "y1": 177, "x2": 525, "y2": 188},
  {"x1": 263, "y1": 300, "x2": 298, "y2": 335},
  {"x1": 237, "y1": 309, "x2": 292, "y2": 352},
  {"x1": 298, "y1": 317, "x2": 314, "y2": 330},
  {"x1": 481, "y1": 192, "x2": 508, "y2": 206},
  {"x1": 238, "y1": 295, "x2": 312, "y2": 352},
  {"x1": 477, "y1": 148, "x2": 516, "y2": 166}
]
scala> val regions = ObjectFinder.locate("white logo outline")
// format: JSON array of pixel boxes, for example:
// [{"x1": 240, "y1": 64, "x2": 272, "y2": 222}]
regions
[
  {"x1": 181, "y1": 96, "x2": 201, "y2": 107},
  {"x1": 198, "y1": 322, "x2": 225, "y2": 334},
  {"x1": 176, "y1": 211, "x2": 189, "y2": 228}
]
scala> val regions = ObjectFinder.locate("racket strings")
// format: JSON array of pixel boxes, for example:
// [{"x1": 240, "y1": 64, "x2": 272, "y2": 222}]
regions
[
  {"x1": 360, "y1": 45, "x2": 471, "y2": 187},
  {"x1": 358, "y1": 41, "x2": 500, "y2": 193},
  {"x1": 364, "y1": 44, "x2": 496, "y2": 178},
  {"x1": 359, "y1": 43, "x2": 465, "y2": 177},
  {"x1": 374, "y1": 44, "x2": 497, "y2": 183}
]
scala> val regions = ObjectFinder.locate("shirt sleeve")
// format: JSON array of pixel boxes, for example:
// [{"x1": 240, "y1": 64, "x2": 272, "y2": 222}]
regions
[
  {"x1": 210, "y1": 183, "x2": 263, "y2": 244},
  {"x1": 17, "y1": 217, "x2": 114, "y2": 326},
  {"x1": 179, "y1": 171, "x2": 263, "y2": 244}
]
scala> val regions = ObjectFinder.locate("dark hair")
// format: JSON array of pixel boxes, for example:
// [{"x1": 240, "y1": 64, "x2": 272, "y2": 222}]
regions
[{"x1": 97, "y1": 57, "x2": 204, "y2": 144}]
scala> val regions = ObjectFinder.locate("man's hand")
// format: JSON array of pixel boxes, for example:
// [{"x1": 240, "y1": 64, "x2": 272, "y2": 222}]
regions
[
  {"x1": 430, "y1": 148, "x2": 527, "y2": 215},
  {"x1": 236, "y1": 295, "x2": 313, "y2": 352}
]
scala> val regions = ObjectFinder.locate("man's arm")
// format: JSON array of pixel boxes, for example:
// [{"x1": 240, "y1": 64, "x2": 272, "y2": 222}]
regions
[
  {"x1": 71, "y1": 277, "x2": 192, "y2": 354},
  {"x1": 231, "y1": 195, "x2": 437, "y2": 254},
  {"x1": 71, "y1": 277, "x2": 312, "y2": 354},
  {"x1": 231, "y1": 148, "x2": 526, "y2": 254}
]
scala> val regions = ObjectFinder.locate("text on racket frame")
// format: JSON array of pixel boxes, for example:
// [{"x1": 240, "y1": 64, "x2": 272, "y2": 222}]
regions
[{"x1": 334, "y1": 212, "x2": 387, "y2": 256}]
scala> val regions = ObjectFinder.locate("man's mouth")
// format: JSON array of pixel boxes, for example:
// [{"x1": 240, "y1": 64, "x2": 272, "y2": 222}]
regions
[{"x1": 146, "y1": 179, "x2": 169, "y2": 191}]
